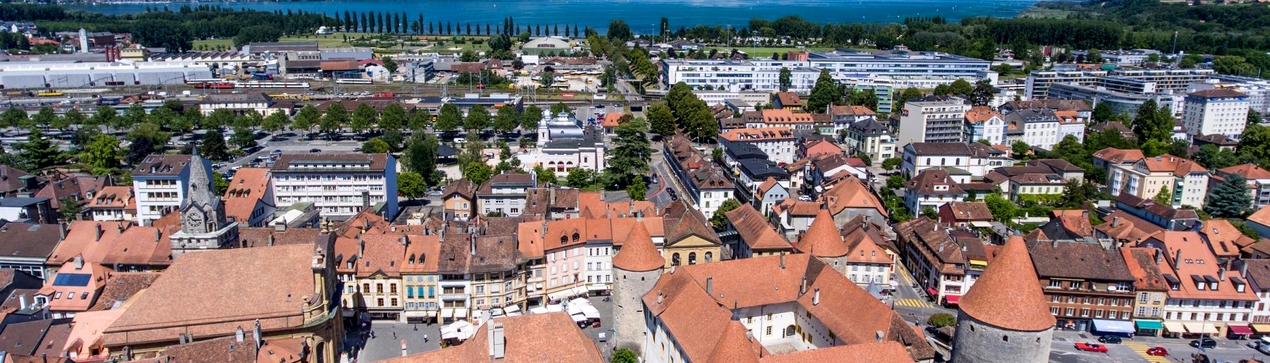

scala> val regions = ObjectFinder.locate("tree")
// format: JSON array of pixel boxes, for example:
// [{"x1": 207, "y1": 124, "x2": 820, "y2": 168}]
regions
[
  {"x1": 59, "y1": 196, "x2": 82, "y2": 221},
  {"x1": 15, "y1": 130, "x2": 61, "y2": 170},
  {"x1": 896, "y1": 87, "x2": 923, "y2": 112},
  {"x1": 409, "y1": 108, "x2": 432, "y2": 132},
  {"x1": 125, "y1": 136, "x2": 155, "y2": 166},
  {"x1": 58, "y1": 108, "x2": 85, "y2": 131},
  {"x1": 261, "y1": 111, "x2": 290, "y2": 136},
  {"x1": 550, "y1": 103, "x2": 572, "y2": 118},
  {"x1": 493, "y1": 105, "x2": 519, "y2": 135},
  {"x1": 379, "y1": 103, "x2": 407, "y2": 132},
  {"x1": 708, "y1": 198, "x2": 742, "y2": 231},
  {"x1": 1132, "y1": 100, "x2": 1172, "y2": 142},
  {"x1": 985, "y1": 193, "x2": 1017, "y2": 223},
  {"x1": 319, "y1": 103, "x2": 349, "y2": 138},
  {"x1": 1250, "y1": 110, "x2": 1263, "y2": 126},
  {"x1": 607, "y1": 19, "x2": 632, "y2": 41},
  {"x1": 626, "y1": 178, "x2": 647, "y2": 201},
  {"x1": 778, "y1": 67, "x2": 792, "y2": 92},
  {"x1": 397, "y1": 171, "x2": 427, "y2": 200},
  {"x1": 199, "y1": 129, "x2": 230, "y2": 161},
  {"x1": 464, "y1": 104, "x2": 490, "y2": 132},
  {"x1": 927, "y1": 313, "x2": 957, "y2": 328},
  {"x1": 1092, "y1": 103, "x2": 1116, "y2": 123},
  {"x1": 533, "y1": 165, "x2": 559, "y2": 185},
  {"x1": 2, "y1": 107, "x2": 28, "y2": 128},
  {"x1": 948, "y1": 79, "x2": 974, "y2": 98},
  {"x1": 538, "y1": 71, "x2": 556, "y2": 90},
  {"x1": 382, "y1": 57, "x2": 398, "y2": 74},
  {"x1": 212, "y1": 172, "x2": 229, "y2": 195},
  {"x1": 1153, "y1": 186, "x2": 1173, "y2": 205},
  {"x1": 882, "y1": 157, "x2": 902, "y2": 171},
  {"x1": 293, "y1": 105, "x2": 321, "y2": 134},
  {"x1": 970, "y1": 79, "x2": 996, "y2": 106},
  {"x1": 521, "y1": 105, "x2": 543, "y2": 131},
  {"x1": 806, "y1": 69, "x2": 839, "y2": 113},
  {"x1": 1011, "y1": 141, "x2": 1030, "y2": 158},
  {"x1": 233, "y1": 25, "x2": 282, "y2": 47},
  {"x1": 854, "y1": 152, "x2": 872, "y2": 167},
  {"x1": 566, "y1": 168, "x2": 596, "y2": 189},
  {"x1": 230, "y1": 126, "x2": 257, "y2": 150},
  {"x1": 607, "y1": 117, "x2": 652, "y2": 188},
  {"x1": 1193, "y1": 144, "x2": 1239, "y2": 170},
  {"x1": 436, "y1": 104, "x2": 462, "y2": 134},
  {"x1": 1206, "y1": 174, "x2": 1253, "y2": 218},
  {"x1": 362, "y1": 137, "x2": 391, "y2": 153},
  {"x1": 921, "y1": 206, "x2": 939, "y2": 219},
  {"x1": 351, "y1": 103, "x2": 377, "y2": 133},
  {"x1": 886, "y1": 175, "x2": 905, "y2": 190},
  {"x1": 80, "y1": 134, "x2": 121, "y2": 171},
  {"x1": 403, "y1": 135, "x2": 440, "y2": 186},
  {"x1": 33, "y1": 107, "x2": 57, "y2": 129},
  {"x1": 647, "y1": 103, "x2": 675, "y2": 136},
  {"x1": 612, "y1": 348, "x2": 638, "y2": 363},
  {"x1": 204, "y1": 108, "x2": 235, "y2": 130},
  {"x1": 463, "y1": 162, "x2": 494, "y2": 186}
]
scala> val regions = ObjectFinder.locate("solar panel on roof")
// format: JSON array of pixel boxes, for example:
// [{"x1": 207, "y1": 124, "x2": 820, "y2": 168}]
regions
[
  {"x1": 53, "y1": 273, "x2": 92, "y2": 287},
  {"x1": 27, "y1": 224, "x2": 40, "y2": 231}
]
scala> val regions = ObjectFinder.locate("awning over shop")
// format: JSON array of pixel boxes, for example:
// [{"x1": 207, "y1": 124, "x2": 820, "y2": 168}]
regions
[
  {"x1": 1092, "y1": 319, "x2": 1136, "y2": 334},
  {"x1": 570, "y1": 313, "x2": 586, "y2": 322},
  {"x1": 1163, "y1": 322, "x2": 1185, "y2": 333},
  {"x1": 440, "y1": 308, "x2": 455, "y2": 319},
  {"x1": 1134, "y1": 320, "x2": 1164, "y2": 330},
  {"x1": 454, "y1": 309, "x2": 468, "y2": 319},
  {"x1": 547, "y1": 286, "x2": 589, "y2": 301},
  {"x1": 969, "y1": 221, "x2": 993, "y2": 228},
  {"x1": 943, "y1": 295, "x2": 961, "y2": 305},
  {"x1": 1184, "y1": 322, "x2": 1219, "y2": 334},
  {"x1": 926, "y1": 287, "x2": 938, "y2": 296},
  {"x1": 504, "y1": 305, "x2": 521, "y2": 314},
  {"x1": 588, "y1": 284, "x2": 607, "y2": 291},
  {"x1": 1229, "y1": 325, "x2": 1254, "y2": 335},
  {"x1": 529, "y1": 307, "x2": 549, "y2": 315},
  {"x1": 1253, "y1": 324, "x2": 1270, "y2": 334},
  {"x1": 581, "y1": 305, "x2": 601, "y2": 320}
]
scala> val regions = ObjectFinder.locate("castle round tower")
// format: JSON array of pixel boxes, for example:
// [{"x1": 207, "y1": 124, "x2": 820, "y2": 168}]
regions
[
  {"x1": 610, "y1": 220, "x2": 665, "y2": 354},
  {"x1": 797, "y1": 209, "x2": 850, "y2": 275},
  {"x1": 951, "y1": 236, "x2": 1056, "y2": 363}
]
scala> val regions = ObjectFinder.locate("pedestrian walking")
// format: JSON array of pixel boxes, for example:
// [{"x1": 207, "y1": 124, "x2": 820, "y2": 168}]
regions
[
  {"x1": 393, "y1": 331, "x2": 397, "y2": 339},
  {"x1": 424, "y1": 334, "x2": 429, "y2": 343}
]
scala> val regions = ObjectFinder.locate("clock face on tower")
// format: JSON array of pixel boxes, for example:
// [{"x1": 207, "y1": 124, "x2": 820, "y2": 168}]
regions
[{"x1": 184, "y1": 210, "x2": 204, "y2": 231}]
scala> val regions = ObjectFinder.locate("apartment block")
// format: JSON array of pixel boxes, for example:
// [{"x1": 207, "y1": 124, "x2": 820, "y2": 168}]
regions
[{"x1": 270, "y1": 153, "x2": 398, "y2": 221}]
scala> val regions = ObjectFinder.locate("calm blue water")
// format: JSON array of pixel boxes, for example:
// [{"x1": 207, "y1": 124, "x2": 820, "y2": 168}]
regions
[{"x1": 68, "y1": 0, "x2": 1038, "y2": 33}]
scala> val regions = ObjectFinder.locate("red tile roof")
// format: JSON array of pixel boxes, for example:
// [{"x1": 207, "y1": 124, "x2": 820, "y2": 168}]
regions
[
  {"x1": 796, "y1": 209, "x2": 848, "y2": 257},
  {"x1": 380, "y1": 313, "x2": 604, "y2": 363},
  {"x1": 222, "y1": 168, "x2": 270, "y2": 224},
  {"x1": 611, "y1": 220, "x2": 664, "y2": 272},
  {"x1": 958, "y1": 236, "x2": 1055, "y2": 332}
]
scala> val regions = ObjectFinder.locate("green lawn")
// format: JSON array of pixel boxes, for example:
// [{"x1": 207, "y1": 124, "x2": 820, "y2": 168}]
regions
[{"x1": 194, "y1": 33, "x2": 492, "y2": 54}]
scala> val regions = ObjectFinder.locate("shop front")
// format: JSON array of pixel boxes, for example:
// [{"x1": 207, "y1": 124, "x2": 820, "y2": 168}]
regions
[
  {"x1": 1182, "y1": 322, "x2": 1221, "y2": 338},
  {"x1": 1091, "y1": 319, "x2": 1135, "y2": 337},
  {"x1": 1252, "y1": 324, "x2": 1270, "y2": 338},
  {"x1": 1056, "y1": 318, "x2": 1088, "y2": 332},
  {"x1": 1228, "y1": 324, "x2": 1253, "y2": 340},
  {"x1": 1134, "y1": 319, "x2": 1163, "y2": 337},
  {"x1": 942, "y1": 295, "x2": 960, "y2": 308},
  {"x1": 1163, "y1": 321, "x2": 1186, "y2": 338}
]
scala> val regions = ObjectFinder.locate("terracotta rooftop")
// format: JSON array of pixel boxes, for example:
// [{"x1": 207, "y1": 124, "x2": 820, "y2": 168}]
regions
[
  {"x1": 941, "y1": 202, "x2": 992, "y2": 222},
  {"x1": 725, "y1": 204, "x2": 794, "y2": 251},
  {"x1": 86, "y1": 186, "x2": 134, "y2": 210},
  {"x1": 775, "y1": 92, "x2": 803, "y2": 107},
  {"x1": 47, "y1": 220, "x2": 132, "y2": 265},
  {"x1": 760, "y1": 109, "x2": 814, "y2": 124},
  {"x1": 1200, "y1": 219, "x2": 1256, "y2": 257},
  {"x1": 1219, "y1": 164, "x2": 1270, "y2": 181},
  {"x1": 0, "y1": 222, "x2": 62, "y2": 260},
  {"x1": 103, "y1": 244, "x2": 320, "y2": 346},
  {"x1": 1026, "y1": 239, "x2": 1134, "y2": 282},
  {"x1": 611, "y1": 220, "x2": 664, "y2": 272},
  {"x1": 823, "y1": 176, "x2": 887, "y2": 217},
  {"x1": 441, "y1": 179, "x2": 477, "y2": 200},
  {"x1": 1093, "y1": 147, "x2": 1145, "y2": 165},
  {"x1": 720, "y1": 127, "x2": 795, "y2": 142},
  {"x1": 89, "y1": 272, "x2": 160, "y2": 311},
  {"x1": 958, "y1": 236, "x2": 1055, "y2": 331},
  {"x1": 797, "y1": 209, "x2": 849, "y2": 257},
  {"x1": 1145, "y1": 231, "x2": 1258, "y2": 301},
  {"x1": 963, "y1": 106, "x2": 1001, "y2": 124},
  {"x1": 379, "y1": 313, "x2": 604, "y2": 363},
  {"x1": 1140, "y1": 154, "x2": 1207, "y2": 177},
  {"x1": 222, "y1": 168, "x2": 271, "y2": 224},
  {"x1": 1121, "y1": 247, "x2": 1169, "y2": 292}
]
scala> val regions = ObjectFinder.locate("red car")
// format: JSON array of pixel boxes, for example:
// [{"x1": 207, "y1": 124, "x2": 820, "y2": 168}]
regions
[
  {"x1": 1146, "y1": 346, "x2": 1168, "y2": 356},
  {"x1": 1075, "y1": 342, "x2": 1108, "y2": 353}
]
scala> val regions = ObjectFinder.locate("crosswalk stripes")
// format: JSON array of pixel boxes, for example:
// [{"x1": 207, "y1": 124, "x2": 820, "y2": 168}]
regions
[
  {"x1": 893, "y1": 299, "x2": 934, "y2": 309},
  {"x1": 1123, "y1": 341, "x2": 1170, "y2": 363}
]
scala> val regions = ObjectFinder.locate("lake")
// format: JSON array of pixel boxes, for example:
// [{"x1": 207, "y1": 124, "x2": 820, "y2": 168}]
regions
[{"x1": 69, "y1": 0, "x2": 1039, "y2": 33}]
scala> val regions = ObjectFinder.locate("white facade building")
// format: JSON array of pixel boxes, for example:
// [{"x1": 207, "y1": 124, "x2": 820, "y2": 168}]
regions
[
  {"x1": 1183, "y1": 88, "x2": 1251, "y2": 140},
  {"x1": 719, "y1": 127, "x2": 796, "y2": 165},
  {"x1": 270, "y1": 153, "x2": 398, "y2": 221},
  {"x1": 131, "y1": 155, "x2": 193, "y2": 226},
  {"x1": 1004, "y1": 109, "x2": 1061, "y2": 150},
  {"x1": 897, "y1": 95, "x2": 971, "y2": 146}
]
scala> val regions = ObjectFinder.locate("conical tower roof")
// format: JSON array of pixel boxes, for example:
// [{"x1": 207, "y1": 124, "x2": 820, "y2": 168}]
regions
[
  {"x1": 797, "y1": 209, "x2": 848, "y2": 257},
  {"x1": 958, "y1": 236, "x2": 1055, "y2": 331},
  {"x1": 612, "y1": 220, "x2": 664, "y2": 272}
]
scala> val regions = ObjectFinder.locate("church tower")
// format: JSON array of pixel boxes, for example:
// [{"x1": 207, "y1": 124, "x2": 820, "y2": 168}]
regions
[
  {"x1": 170, "y1": 150, "x2": 238, "y2": 258},
  {"x1": 951, "y1": 236, "x2": 1055, "y2": 363},
  {"x1": 610, "y1": 219, "x2": 664, "y2": 354}
]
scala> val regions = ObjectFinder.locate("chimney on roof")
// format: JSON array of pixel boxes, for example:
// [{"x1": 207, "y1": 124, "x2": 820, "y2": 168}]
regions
[
  {"x1": 800, "y1": 276, "x2": 807, "y2": 295},
  {"x1": 58, "y1": 220, "x2": 67, "y2": 240},
  {"x1": 1174, "y1": 249, "x2": 1182, "y2": 269},
  {"x1": 1052, "y1": 238, "x2": 1057, "y2": 249},
  {"x1": 875, "y1": 330, "x2": 885, "y2": 343},
  {"x1": 1112, "y1": 217, "x2": 1119, "y2": 228},
  {"x1": 254, "y1": 319, "x2": 263, "y2": 351},
  {"x1": 95, "y1": 224, "x2": 103, "y2": 241},
  {"x1": 1220, "y1": 267, "x2": 1227, "y2": 281},
  {"x1": 401, "y1": 234, "x2": 409, "y2": 247},
  {"x1": 1154, "y1": 249, "x2": 1162, "y2": 265},
  {"x1": 358, "y1": 235, "x2": 365, "y2": 256},
  {"x1": 19, "y1": 294, "x2": 26, "y2": 310},
  {"x1": 235, "y1": 327, "x2": 245, "y2": 343},
  {"x1": 780, "y1": 252, "x2": 786, "y2": 269},
  {"x1": 178, "y1": 333, "x2": 186, "y2": 345},
  {"x1": 470, "y1": 233, "x2": 477, "y2": 255},
  {"x1": 155, "y1": 228, "x2": 161, "y2": 242},
  {"x1": 74, "y1": 255, "x2": 83, "y2": 270},
  {"x1": 275, "y1": 220, "x2": 286, "y2": 232},
  {"x1": 1242, "y1": 259, "x2": 1250, "y2": 278},
  {"x1": 268, "y1": 233, "x2": 275, "y2": 246},
  {"x1": 706, "y1": 276, "x2": 714, "y2": 296},
  {"x1": 812, "y1": 288, "x2": 820, "y2": 306},
  {"x1": 488, "y1": 321, "x2": 506, "y2": 360}
]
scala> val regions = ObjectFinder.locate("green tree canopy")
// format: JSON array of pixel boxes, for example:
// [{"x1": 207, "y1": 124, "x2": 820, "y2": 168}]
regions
[
  {"x1": 362, "y1": 137, "x2": 391, "y2": 154},
  {"x1": 806, "y1": 69, "x2": 839, "y2": 113},
  {"x1": 397, "y1": 171, "x2": 427, "y2": 199},
  {"x1": 465, "y1": 104, "x2": 491, "y2": 132},
  {"x1": 80, "y1": 134, "x2": 121, "y2": 171},
  {"x1": 1205, "y1": 174, "x2": 1253, "y2": 218},
  {"x1": 607, "y1": 117, "x2": 652, "y2": 188},
  {"x1": 199, "y1": 129, "x2": 230, "y2": 161},
  {"x1": 436, "y1": 103, "x2": 462, "y2": 133},
  {"x1": 351, "y1": 103, "x2": 378, "y2": 133},
  {"x1": 647, "y1": 103, "x2": 676, "y2": 136},
  {"x1": 708, "y1": 198, "x2": 742, "y2": 231},
  {"x1": 292, "y1": 105, "x2": 321, "y2": 133}
]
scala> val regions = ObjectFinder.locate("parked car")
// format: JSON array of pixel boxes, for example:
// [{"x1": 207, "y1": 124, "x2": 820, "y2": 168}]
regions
[
  {"x1": 1146, "y1": 346, "x2": 1168, "y2": 356},
  {"x1": 1190, "y1": 337, "x2": 1217, "y2": 348},
  {"x1": 1097, "y1": 335, "x2": 1122, "y2": 344},
  {"x1": 309, "y1": 148, "x2": 322, "y2": 153},
  {"x1": 1074, "y1": 342, "x2": 1108, "y2": 353}
]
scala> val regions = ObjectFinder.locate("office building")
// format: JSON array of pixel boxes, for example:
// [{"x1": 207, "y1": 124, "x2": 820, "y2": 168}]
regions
[
  {"x1": 270, "y1": 153, "x2": 398, "y2": 221},
  {"x1": 897, "y1": 95, "x2": 972, "y2": 145},
  {"x1": 1182, "y1": 89, "x2": 1250, "y2": 140}
]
